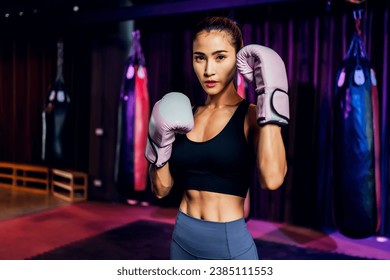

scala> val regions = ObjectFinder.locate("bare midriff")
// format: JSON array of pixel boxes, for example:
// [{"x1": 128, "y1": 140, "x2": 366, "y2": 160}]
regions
[{"x1": 179, "y1": 189, "x2": 244, "y2": 222}]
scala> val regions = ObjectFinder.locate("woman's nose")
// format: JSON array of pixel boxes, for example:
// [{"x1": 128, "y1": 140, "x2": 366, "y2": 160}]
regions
[{"x1": 204, "y1": 61, "x2": 215, "y2": 77}]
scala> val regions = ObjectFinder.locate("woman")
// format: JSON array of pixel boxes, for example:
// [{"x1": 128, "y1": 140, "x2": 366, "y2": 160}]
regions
[{"x1": 145, "y1": 16, "x2": 288, "y2": 260}]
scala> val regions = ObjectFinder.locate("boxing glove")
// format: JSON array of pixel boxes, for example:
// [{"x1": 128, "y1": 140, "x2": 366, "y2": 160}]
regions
[
  {"x1": 145, "y1": 92, "x2": 194, "y2": 167},
  {"x1": 237, "y1": 44, "x2": 289, "y2": 126}
]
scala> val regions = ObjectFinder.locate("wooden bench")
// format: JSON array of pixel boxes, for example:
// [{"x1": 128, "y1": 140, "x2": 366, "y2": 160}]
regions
[
  {"x1": 0, "y1": 162, "x2": 50, "y2": 194},
  {"x1": 51, "y1": 169, "x2": 88, "y2": 202}
]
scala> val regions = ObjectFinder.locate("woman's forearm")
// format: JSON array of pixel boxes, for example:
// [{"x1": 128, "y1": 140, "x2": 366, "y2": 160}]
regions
[
  {"x1": 256, "y1": 124, "x2": 287, "y2": 190},
  {"x1": 149, "y1": 163, "x2": 174, "y2": 198}
]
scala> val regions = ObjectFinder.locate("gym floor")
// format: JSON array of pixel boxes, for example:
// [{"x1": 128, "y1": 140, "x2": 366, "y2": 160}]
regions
[{"x1": 0, "y1": 187, "x2": 389, "y2": 260}]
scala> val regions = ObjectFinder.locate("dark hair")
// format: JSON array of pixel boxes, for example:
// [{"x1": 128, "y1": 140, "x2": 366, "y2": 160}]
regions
[{"x1": 192, "y1": 16, "x2": 244, "y2": 53}]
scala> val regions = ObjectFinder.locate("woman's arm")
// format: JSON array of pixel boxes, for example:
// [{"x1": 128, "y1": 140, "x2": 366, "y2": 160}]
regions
[
  {"x1": 249, "y1": 105, "x2": 287, "y2": 190},
  {"x1": 148, "y1": 163, "x2": 174, "y2": 199},
  {"x1": 256, "y1": 125, "x2": 287, "y2": 190},
  {"x1": 145, "y1": 92, "x2": 194, "y2": 199}
]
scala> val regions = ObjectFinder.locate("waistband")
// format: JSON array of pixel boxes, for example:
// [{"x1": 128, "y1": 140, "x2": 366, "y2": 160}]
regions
[{"x1": 172, "y1": 209, "x2": 253, "y2": 259}]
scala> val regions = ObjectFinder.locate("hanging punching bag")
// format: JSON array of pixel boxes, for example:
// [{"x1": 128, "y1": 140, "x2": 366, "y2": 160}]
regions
[
  {"x1": 115, "y1": 30, "x2": 150, "y2": 200},
  {"x1": 42, "y1": 40, "x2": 71, "y2": 168},
  {"x1": 333, "y1": 31, "x2": 381, "y2": 239},
  {"x1": 237, "y1": 72, "x2": 246, "y2": 99}
]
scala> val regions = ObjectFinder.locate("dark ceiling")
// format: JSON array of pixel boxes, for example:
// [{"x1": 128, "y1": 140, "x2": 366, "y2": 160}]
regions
[
  {"x1": 0, "y1": 0, "x2": 373, "y2": 28},
  {"x1": 0, "y1": 0, "x2": 297, "y2": 26},
  {"x1": 0, "y1": 0, "x2": 126, "y2": 15},
  {"x1": 0, "y1": 0, "x2": 369, "y2": 13}
]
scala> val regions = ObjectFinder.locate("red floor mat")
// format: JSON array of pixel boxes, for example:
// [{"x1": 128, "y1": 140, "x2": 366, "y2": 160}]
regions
[{"x1": 0, "y1": 201, "x2": 175, "y2": 260}]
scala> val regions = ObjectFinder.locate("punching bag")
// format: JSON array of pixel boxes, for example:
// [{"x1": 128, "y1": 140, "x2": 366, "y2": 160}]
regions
[
  {"x1": 333, "y1": 31, "x2": 381, "y2": 238},
  {"x1": 42, "y1": 40, "x2": 71, "y2": 167},
  {"x1": 237, "y1": 72, "x2": 246, "y2": 99},
  {"x1": 115, "y1": 30, "x2": 150, "y2": 200}
]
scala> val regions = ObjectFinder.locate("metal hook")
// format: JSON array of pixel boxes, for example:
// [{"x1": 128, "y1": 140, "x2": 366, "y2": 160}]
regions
[
  {"x1": 132, "y1": 30, "x2": 141, "y2": 40},
  {"x1": 353, "y1": 9, "x2": 363, "y2": 20},
  {"x1": 353, "y1": 9, "x2": 364, "y2": 35}
]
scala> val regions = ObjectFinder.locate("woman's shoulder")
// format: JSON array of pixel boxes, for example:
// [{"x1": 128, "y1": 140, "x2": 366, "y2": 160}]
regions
[
  {"x1": 246, "y1": 103, "x2": 257, "y2": 119},
  {"x1": 247, "y1": 102, "x2": 256, "y2": 110},
  {"x1": 246, "y1": 103, "x2": 258, "y2": 130}
]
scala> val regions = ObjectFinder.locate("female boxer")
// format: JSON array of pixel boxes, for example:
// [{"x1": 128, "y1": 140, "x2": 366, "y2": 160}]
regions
[{"x1": 145, "y1": 16, "x2": 288, "y2": 260}]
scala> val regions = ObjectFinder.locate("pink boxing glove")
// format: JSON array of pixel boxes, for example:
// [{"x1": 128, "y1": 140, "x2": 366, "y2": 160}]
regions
[
  {"x1": 145, "y1": 92, "x2": 194, "y2": 167},
  {"x1": 237, "y1": 44, "x2": 290, "y2": 126}
]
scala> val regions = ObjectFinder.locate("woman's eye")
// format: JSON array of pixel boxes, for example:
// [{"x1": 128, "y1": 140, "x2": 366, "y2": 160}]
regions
[
  {"x1": 216, "y1": 55, "x2": 226, "y2": 61},
  {"x1": 194, "y1": 56, "x2": 205, "y2": 62}
]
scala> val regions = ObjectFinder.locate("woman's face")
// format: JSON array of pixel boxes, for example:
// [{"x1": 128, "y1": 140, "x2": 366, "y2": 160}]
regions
[{"x1": 193, "y1": 30, "x2": 237, "y2": 96}]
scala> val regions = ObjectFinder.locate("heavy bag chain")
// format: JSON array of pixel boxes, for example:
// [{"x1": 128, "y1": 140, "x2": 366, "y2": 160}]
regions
[{"x1": 56, "y1": 40, "x2": 64, "y2": 83}]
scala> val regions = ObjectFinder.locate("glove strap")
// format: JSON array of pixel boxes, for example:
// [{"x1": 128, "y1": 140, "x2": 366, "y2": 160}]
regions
[
  {"x1": 145, "y1": 136, "x2": 171, "y2": 168},
  {"x1": 257, "y1": 89, "x2": 290, "y2": 126}
]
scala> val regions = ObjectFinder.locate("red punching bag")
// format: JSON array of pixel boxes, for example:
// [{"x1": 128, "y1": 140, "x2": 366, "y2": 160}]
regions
[{"x1": 115, "y1": 30, "x2": 150, "y2": 201}]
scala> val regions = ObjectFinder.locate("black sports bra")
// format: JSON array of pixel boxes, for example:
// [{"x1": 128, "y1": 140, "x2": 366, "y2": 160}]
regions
[{"x1": 169, "y1": 99, "x2": 255, "y2": 198}]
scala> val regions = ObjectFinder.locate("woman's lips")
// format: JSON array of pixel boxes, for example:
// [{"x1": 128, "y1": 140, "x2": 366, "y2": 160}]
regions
[{"x1": 205, "y1": 81, "x2": 217, "y2": 87}]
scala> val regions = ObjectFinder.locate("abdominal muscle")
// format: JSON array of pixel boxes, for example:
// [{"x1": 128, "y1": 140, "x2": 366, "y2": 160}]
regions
[{"x1": 179, "y1": 189, "x2": 245, "y2": 222}]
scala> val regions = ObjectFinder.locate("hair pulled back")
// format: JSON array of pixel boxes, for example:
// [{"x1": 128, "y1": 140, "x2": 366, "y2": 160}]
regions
[{"x1": 192, "y1": 16, "x2": 243, "y2": 53}]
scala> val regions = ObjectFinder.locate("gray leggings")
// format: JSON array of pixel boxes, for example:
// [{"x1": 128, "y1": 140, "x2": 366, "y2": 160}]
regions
[{"x1": 170, "y1": 210, "x2": 259, "y2": 260}]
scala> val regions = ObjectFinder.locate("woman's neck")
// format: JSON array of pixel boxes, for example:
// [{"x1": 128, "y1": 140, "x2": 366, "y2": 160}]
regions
[{"x1": 205, "y1": 83, "x2": 242, "y2": 108}]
